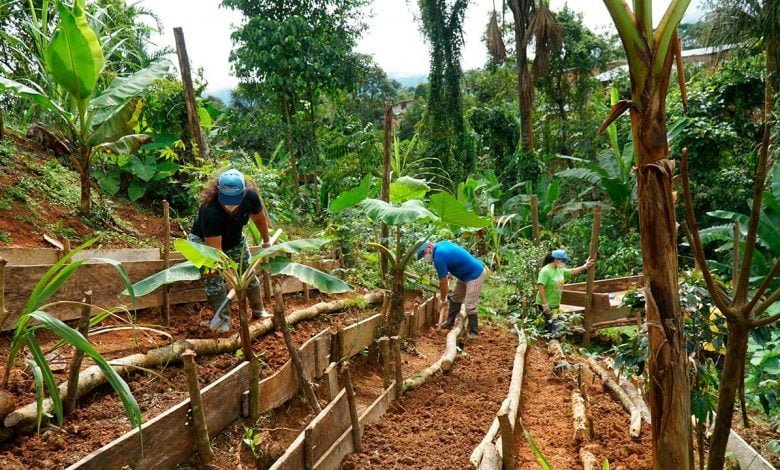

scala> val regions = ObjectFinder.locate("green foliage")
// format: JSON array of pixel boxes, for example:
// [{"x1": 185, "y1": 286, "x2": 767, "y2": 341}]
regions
[
  {"x1": 522, "y1": 423, "x2": 553, "y2": 470},
  {"x1": 747, "y1": 328, "x2": 780, "y2": 417}
]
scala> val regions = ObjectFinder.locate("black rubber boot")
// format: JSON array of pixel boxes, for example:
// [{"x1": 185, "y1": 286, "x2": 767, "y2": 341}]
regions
[
  {"x1": 442, "y1": 300, "x2": 461, "y2": 329},
  {"x1": 247, "y1": 285, "x2": 271, "y2": 319},
  {"x1": 467, "y1": 315, "x2": 479, "y2": 338},
  {"x1": 204, "y1": 292, "x2": 231, "y2": 332}
]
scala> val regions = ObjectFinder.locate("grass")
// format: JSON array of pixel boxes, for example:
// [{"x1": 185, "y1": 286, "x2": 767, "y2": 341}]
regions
[{"x1": 0, "y1": 231, "x2": 10, "y2": 243}]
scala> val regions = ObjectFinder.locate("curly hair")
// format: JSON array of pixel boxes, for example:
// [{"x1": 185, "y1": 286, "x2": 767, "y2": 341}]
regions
[{"x1": 199, "y1": 171, "x2": 258, "y2": 207}]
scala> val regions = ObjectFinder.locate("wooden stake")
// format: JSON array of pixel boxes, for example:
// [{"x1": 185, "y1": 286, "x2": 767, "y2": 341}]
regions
[
  {"x1": 325, "y1": 362, "x2": 339, "y2": 401},
  {"x1": 497, "y1": 401, "x2": 516, "y2": 469},
  {"x1": 583, "y1": 205, "x2": 602, "y2": 347},
  {"x1": 301, "y1": 253, "x2": 310, "y2": 303},
  {"x1": 64, "y1": 290, "x2": 92, "y2": 415},
  {"x1": 304, "y1": 426, "x2": 314, "y2": 470},
  {"x1": 173, "y1": 27, "x2": 207, "y2": 164},
  {"x1": 341, "y1": 366, "x2": 362, "y2": 452},
  {"x1": 530, "y1": 194, "x2": 540, "y2": 246},
  {"x1": 249, "y1": 356, "x2": 260, "y2": 422},
  {"x1": 733, "y1": 221, "x2": 740, "y2": 290},
  {"x1": 63, "y1": 238, "x2": 71, "y2": 262},
  {"x1": 162, "y1": 200, "x2": 171, "y2": 325},
  {"x1": 391, "y1": 336, "x2": 403, "y2": 398},
  {"x1": 182, "y1": 350, "x2": 214, "y2": 465},
  {"x1": 379, "y1": 337, "x2": 392, "y2": 389},
  {"x1": 0, "y1": 258, "x2": 8, "y2": 332},
  {"x1": 380, "y1": 101, "x2": 392, "y2": 276},
  {"x1": 238, "y1": 292, "x2": 255, "y2": 362}
]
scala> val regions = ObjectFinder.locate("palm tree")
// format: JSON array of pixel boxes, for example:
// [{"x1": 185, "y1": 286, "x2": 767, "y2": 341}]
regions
[{"x1": 506, "y1": 0, "x2": 562, "y2": 151}]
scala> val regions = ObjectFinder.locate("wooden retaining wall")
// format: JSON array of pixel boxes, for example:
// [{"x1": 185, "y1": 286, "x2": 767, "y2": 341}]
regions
[{"x1": 67, "y1": 293, "x2": 439, "y2": 470}]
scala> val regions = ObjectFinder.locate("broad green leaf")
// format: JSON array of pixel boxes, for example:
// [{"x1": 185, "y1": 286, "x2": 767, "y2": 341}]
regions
[
  {"x1": 46, "y1": 0, "x2": 104, "y2": 100},
  {"x1": 91, "y1": 60, "x2": 170, "y2": 109},
  {"x1": 89, "y1": 258, "x2": 135, "y2": 307},
  {"x1": 198, "y1": 106, "x2": 213, "y2": 130},
  {"x1": 127, "y1": 155, "x2": 156, "y2": 181},
  {"x1": 249, "y1": 238, "x2": 333, "y2": 265},
  {"x1": 95, "y1": 168, "x2": 120, "y2": 195},
  {"x1": 270, "y1": 260, "x2": 352, "y2": 294},
  {"x1": 0, "y1": 77, "x2": 69, "y2": 120},
  {"x1": 127, "y1": 180, "x2": 147, "y2": 201},
  {"x1": 330, "y1": 175, "x2": 373, "y2": 212},
  {"x1": 360, "y1": 199, "x2": 435, "y2": 225},
  {"x1": 88, "y1": 97, "x2": 143, "y2": 146},
  {"x1": 95, "y1": 134, "x2": 152, "y2": 156},
  {"x1": 390, "y1": 176, "x2": 430, "y2": 203},
  {"x1": 28, "y1": 311, "x2": 142, "y2": 431},
  {"x1": 123, "y1": 261, "x2": 201, "y2": 297},
  {"x1": 174, "y1": 239, "x2": 221, "y2": 269},
  {"x1": 428, "y1": 192, "x2": 490, "y2": 228}
]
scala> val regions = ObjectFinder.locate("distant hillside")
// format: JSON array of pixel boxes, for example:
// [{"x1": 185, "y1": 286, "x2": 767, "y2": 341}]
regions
[
  {"x1": 204, "y1": 87, "x2": 233, "y2": 105},
  {"x1": 394, "y1": 75, "x2": 427, "y2": 88}
]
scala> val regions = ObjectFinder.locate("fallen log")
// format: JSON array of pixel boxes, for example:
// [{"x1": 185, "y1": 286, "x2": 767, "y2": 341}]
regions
[
  {"x1": 470, "y1": 328, "x2": 528, "y2": 466},
  {"x1": 619, "y1": 375, "x2": 651, "y2": 425},
  {"x1": 3, "y1": 292, "x2": 384, "y2": 434},
  {"x1": 402, "y1": 307, "x2": 466, "y2": 392},
  {"x1": 579, "y1": 446, "x2": 600, "y2": 470},
  {"x1": 586, "y1": 358, "x2": 641, "y2": 439},
  {"x1": 478, "y1": 442, "x2": 501, "y2": 470},
  {"x1": 572, "y1": 389, "x2": 593, "y2": 443}
]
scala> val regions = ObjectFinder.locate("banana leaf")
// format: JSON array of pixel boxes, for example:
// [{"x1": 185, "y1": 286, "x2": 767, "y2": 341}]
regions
[
  {"x1": 360, "y1": 199, "x2": 435, "y2": 225},
  {"x1": 390, "y1": 176, "x2": 430, "y2": 203},
  {"x1": 123, "y1": 261, "x2": 202, "y2": 297},
  {"x1": 330, "y1": 174, "x2": 373, "y2": 212},
  {"x1": 270, "y1": 260, "x2": 352, "y2": 294},
  {"x1": 428, "y1": 192, "x2": 491, "y2": 228}
]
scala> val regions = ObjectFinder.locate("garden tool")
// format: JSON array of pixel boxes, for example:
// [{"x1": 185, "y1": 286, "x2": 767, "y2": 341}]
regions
[
  {"x1": 206, "y1": 289, "x2": 235, "y2": 333},
  {"x1": 467, "y1": 315, "x2": 479, "y2": 338},
  {"x1": 441, "y1": 298, "x2": 461, "y2": 329},
  {"x1": 247, "y1": 285, "x2": 271, "y2": 319}
]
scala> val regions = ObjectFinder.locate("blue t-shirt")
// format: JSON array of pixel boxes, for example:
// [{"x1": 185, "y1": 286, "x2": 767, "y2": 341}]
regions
[{"x1": 432, "y1": 241, "x2": 484, "y2": 282}]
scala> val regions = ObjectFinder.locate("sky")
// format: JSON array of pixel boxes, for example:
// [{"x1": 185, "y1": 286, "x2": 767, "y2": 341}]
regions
[{"x1": 137, "y1": 0, "x2": 705, "y2": 95}]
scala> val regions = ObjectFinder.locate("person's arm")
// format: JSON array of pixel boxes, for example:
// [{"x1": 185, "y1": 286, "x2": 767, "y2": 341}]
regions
[
  {"x1": 570, "y1": 257, "x2": 595, "y2": 276},
  {"x1": 536, "y1": 284, "x2": 550, "y2": 313},
  {"x1": 205, "y1": 236, "x2": 222, "y2": 252},
  {"x1": 439, "y1": 277, "x2": 449, "y2": 304},
  {"x1": 251, "y1": 211, "x2": 271, "y2": 246}
]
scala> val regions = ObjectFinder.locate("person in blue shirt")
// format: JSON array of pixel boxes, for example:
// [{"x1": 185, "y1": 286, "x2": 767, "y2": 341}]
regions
[{"x1": 417, "y1": 240, "x2": 486, "y2": 338}]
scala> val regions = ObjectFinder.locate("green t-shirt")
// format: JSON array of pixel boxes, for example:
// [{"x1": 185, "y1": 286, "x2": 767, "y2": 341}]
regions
[{"x1": 535, "y1": 264, "x2": 572, "y2": 307}]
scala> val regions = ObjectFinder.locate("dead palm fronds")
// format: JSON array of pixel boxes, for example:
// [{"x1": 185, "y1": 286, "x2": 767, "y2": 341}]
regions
[
  {"x1": 524, "y1": 2, "x2": 563, "y2": 77},
  {"x1": 487, "y1": 10, "x2": 507, "y2": 63}
]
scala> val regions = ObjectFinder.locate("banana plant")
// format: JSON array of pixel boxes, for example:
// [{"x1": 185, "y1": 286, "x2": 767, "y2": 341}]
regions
[
  {"x1": 1, "y1": 238, "x2": 141, "y2": 434},
  {"x1": 601, "y1": 0, "x2": 693, "y2": 467},
  {"x1": 331, "y1": 177, "x2": 489, "y2": 335},
  {"x1": 0, "y1": 0, "x2": 170, "y2": 214}
]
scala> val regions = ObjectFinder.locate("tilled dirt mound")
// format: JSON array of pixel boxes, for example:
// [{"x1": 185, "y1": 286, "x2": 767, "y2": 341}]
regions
[{"x1": 341, "y1": 327, "x2": 517, "y2": 469}]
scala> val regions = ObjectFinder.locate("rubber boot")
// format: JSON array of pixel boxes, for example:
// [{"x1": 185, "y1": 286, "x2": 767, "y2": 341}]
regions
[
  {"x1": 467, "y1": 315, "x2": 479, "y2": 338},
  {"x1": 247, "y1": 285, "x2": 271, "y2": 319},
  {"x1": 205, "y1": 292, "x2": 232, "y2": 333},
  {"x1": 442, "y1": 300, "x2": 461, "y2": 329}
]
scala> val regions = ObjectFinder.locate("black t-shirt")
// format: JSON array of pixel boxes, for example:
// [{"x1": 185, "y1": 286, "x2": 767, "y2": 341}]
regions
[{"x1": 191, "y1": 189, "x2": 263, "y2": 251}]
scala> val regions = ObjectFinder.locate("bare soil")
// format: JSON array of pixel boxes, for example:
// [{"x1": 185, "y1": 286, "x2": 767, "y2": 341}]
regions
[{"x1": 341, "y1": 326, "x2": 517, "y2": 469}]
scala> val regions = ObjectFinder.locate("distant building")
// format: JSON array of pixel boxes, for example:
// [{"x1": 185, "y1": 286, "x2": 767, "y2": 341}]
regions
[
  {"x1": 596, "y1": 44, "x2": 735, "y2": 84},
  {"x1": 392, "y1": 99, "x2": 414, "y2": 116}
]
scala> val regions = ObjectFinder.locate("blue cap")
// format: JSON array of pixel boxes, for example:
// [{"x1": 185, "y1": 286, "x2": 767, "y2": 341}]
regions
[
  {"x1": 218, "y1": 169, "x2": 246, "y2": 205},
  {"x1": 416, "y1": 240, "x2": 430, "y2": 259},
  {"x1": 552, "y1": 249, "x2": 571, "y2": 263}
]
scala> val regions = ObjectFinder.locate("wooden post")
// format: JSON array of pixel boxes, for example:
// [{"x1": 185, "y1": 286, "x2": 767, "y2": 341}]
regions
[
  {"x1": 162, "y1": 200, "x2": 171, "y2": 325},
  {"x1": 63, "y1": 238, "x2": 71, "y2": 262},
  {"x1": 0, "y1": 107, "x2": 4, "y2": 141},
  {"x1": 379, "y1": 337, "x2": 392, "y2": 389},
  {"x1": 301, "y1": 253, "x2": 310, "y2": 303},
  {"x1": 530, "y1": 194, "x2": 540, "y2": 246},
  {"x1": 325, "y1": 362, "x2": 339, "y2": 401},
  {"x1": 182, "y1": 350, "x2": 214, "y2": 464},
  {"x1": 733, "y1": 221, "x2": 740, "y2": 289},
  {"x1": 249, "y1": 356, "x2": 260, "y2": 422},
  {"x1": 380, "y1": 101, "x2": 392, "y2": 277},
  {"x1": 173, "y1": 27, "x2": 207, "y2": 164},
  {"x1": 304, "y1": 426, "x2": 314, "y2": 470},
  {"x1": 0, "y1": 258, "x2": 8, "y2": 332},
  {"x1": 391, "y1": 336, "x2": 403, "y2": 398},
  {"x1": 341, "y1": 366, "x2": 362, "y2": 452},
  {"x1": 583, "y1": 205, "x2": 601, "y2": 347},
  {"x1": 497, "y1": 401, "x2": 516, "y2": 469},
  {"x1": 408, "y1": 310, "x2": 417, "y2": 339},
  {"x1": 238, "y1": 293, "x2": 255, "y2": 362},
  {"x1": 64, "y1": 290, "x2": 92, "y2": 415}
]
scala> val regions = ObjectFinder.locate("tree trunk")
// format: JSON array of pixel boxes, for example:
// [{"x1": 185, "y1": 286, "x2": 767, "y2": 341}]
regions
[
  {"x1": 281, "y1": 95, "x2": 299, "y2": 190},
  {"x1": 707, "y1": 325, "x2": 749, "y2": 470},
  {"x1": 79, "y1": 156, "x2": 91, "y2": 215},
  {"x1": 509, "y1": 0, "x2": 534, "y2": 152},
  {"x1": 380, "y1": 102, "x2": 392, "y2": 277},
  {"x1": 386, "y1": 267, "x2": 405, "y2": 337}
]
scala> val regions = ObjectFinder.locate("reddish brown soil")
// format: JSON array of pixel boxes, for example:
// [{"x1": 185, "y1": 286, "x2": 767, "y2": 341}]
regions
[
  {"x1": 341, "y1": 327, "x2": 517, "y2": 469},
  {"x1": 0, "y1": 291, "x2": 411, "y2": 469},
  {"x1": 516, "y1": 343, "x2": 652, "y2": 469},
  {"x1": 733, "y1": 415, "x2": 780, "y2": 467}
]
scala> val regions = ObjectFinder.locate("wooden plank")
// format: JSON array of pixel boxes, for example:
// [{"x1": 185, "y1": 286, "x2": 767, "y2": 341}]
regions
[
  {"x1": 589, "y1": 307, "x2": 640, "y2": 326},
  {"x1": 560, "y1": 290, "x2": 610, "y2": 311},
  {"x1": 68, "y1": 361, "x2": 251, "y2": 470},
  {"x1": 564, "y1": 275, "x2": 644, "y2": 293},
  {"x1": 339, "y1": 313, "x2": 382, "y2": 359},
  {"x1": 258, "y1": 361, "x2": 297, "y2": 412},
  {"x1": 270, "y1": 429, "x2": 305, "y2": 470},
  {"x1": 0, "y1": 248, "x2": 60, "y2": 265},
  {"x1": 310, "y1": 389, "x2": 351, "y2": 462},
  {"x1": 417, "y1": 304, "x2": 427, "y2": 330},
  {"x1": 359, "y1": 382, "x2": 396, "y2": 426}
]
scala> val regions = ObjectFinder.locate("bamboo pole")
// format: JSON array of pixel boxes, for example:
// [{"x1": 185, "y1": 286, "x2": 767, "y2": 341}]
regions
[
  {"x1": 530, "y1": 195, "x2": 540, "y2": 246},
  {"x1": 391, "y1": 336, "x2": 403, "y2": 398},
  {"x1": 380, "y1": 101, "x2": 392, "y2": 276},
  {"x1": 64, "y1": 290, "x2": 92, "y2": 415},
  {"x1": 379, "y1": 337, "x2": 392, "y2": 389},
  {"x1": 173, "y1": 27, "x2": 207, "y2": 164},
  {"x1": 182, "y1": 350, "x2": 214, "y2": 464},
  {"x1": 341, "y1": 366, "x2": 362, "y2": 452},
  {"x1": 497, "y1": 400, "x2": 515, "y2": 469},
  {"x1": 583, "y1": 205, "x2": 602, "y2": 347},
  {"x1": 162, "y1": 200, "x2": 171, "y2": 325}
]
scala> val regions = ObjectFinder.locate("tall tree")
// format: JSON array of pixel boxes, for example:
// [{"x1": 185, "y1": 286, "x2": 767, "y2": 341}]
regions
[
  {"x1": 695, "y1": 1, "x2": 780, "y2": 468},
  {"x1": 603, "y1": 0, "x2": 694, "y2": 467},
  {"x1": 417, "y1": 0, "x2": 471, "y2": 186},
  {"x1": 223, "y1": 0, "x2": 367, "y2": 192}
]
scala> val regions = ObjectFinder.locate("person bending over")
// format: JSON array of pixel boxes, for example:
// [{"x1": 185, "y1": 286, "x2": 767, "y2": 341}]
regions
[
  {"x1": 418, "y1": 240, "x2": 486, "y2": 338},
  {"x1": 535, "y1": 249, "x2": 593, "y2": 335},
  {"x1": 189, "y1": 169, "x2": 271, "y2": 332}
]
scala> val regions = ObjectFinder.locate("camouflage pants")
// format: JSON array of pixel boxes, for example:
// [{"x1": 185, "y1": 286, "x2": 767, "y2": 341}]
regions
[{"x1": 188, "y1": 234, "x2": 260, "y2": 297}]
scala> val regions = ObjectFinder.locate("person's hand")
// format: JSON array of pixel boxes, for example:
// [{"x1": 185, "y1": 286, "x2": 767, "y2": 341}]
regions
[
  {"x1": 584, "y1": 257, "x2": 595, "y2": 269},
  {"x1": 542, "y1": 303, "x2": 551, "y2": 314}
]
